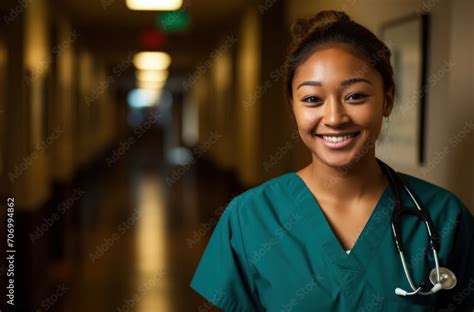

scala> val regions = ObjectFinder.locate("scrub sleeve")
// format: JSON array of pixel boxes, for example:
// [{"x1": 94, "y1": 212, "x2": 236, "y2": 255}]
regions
[
  {"x1": 434, "y1": 197, "x2": 474, "y2": 311},
  {"x1": 190, "y1": 197, "x2": 263, "y2": 311}
]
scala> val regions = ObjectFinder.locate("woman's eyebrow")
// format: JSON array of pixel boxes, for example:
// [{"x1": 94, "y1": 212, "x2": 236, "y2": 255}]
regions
[
  {"x1": 296, "y1": 77, "x2": 372, "y2": 90},
  {"x1": 296, "y1": 81, "x2": 322, "y2": 90},
  {"x1": 340, "y1": 77, "x2": 373, "y2": 88}
]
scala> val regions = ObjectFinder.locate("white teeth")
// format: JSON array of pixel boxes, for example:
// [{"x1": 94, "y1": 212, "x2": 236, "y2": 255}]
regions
[{"x1": 322, "y1": 133, "x2": 356, "y2": 143}]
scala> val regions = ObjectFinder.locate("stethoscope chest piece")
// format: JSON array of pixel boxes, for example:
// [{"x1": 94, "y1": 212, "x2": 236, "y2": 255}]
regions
[{"x1": 429, "y1": 267, "x2": 457, "y2": 290}]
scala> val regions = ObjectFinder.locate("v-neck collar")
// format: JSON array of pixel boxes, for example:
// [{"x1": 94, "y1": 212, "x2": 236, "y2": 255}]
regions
[{"x1": 289, "y1": 171, "x2": 394, "y2": 292}]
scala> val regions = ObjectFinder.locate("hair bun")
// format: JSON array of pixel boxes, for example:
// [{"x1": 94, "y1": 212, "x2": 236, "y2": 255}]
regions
[{"x1": 291, "y1": 10, "x2": 351, "y2": 43}]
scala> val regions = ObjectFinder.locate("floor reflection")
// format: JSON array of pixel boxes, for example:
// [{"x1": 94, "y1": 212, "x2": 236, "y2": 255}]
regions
[
  {"x1": 135, "y1": 173, "x2": 170, "y2": 312},
  {"x1": 59, "y1": 131, "x2": 242, "y2": 311}
]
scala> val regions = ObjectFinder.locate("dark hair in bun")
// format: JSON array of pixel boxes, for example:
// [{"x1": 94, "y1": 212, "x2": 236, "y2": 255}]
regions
[{"x1": 285, "y1": 10, "x2": 394, "y2": 101}]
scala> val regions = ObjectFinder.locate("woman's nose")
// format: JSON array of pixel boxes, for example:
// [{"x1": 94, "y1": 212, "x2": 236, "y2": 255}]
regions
[{"x1": 322, "y1": 98, "x2": 350, "y2": 127}]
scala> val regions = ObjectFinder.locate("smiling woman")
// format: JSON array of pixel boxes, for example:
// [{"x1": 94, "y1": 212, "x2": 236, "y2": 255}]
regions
[
  {"x1": 190, "y1": 10, "x2": 473, "y2": 312},
  {"x1": 291, "y1": 44, "x2": 392, "y2": 171}
]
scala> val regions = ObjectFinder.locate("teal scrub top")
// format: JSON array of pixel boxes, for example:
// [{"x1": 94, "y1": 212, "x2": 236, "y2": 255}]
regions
[{"x1": 190, "y1": 172, "x2": 474, "y2": 311}]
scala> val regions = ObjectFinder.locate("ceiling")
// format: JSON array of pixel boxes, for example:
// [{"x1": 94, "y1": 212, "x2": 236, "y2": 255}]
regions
[
  {"x1": 60, "y1": 0, "x2": 247, "y2": 30},
  {"x1": 56, "y1": 0, "x2": 249, "y2": 75}
]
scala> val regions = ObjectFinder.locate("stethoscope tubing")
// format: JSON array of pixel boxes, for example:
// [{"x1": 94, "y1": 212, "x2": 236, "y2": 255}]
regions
[{"x1": 376, "y1": 158, "x2": 444, "y2": 296}]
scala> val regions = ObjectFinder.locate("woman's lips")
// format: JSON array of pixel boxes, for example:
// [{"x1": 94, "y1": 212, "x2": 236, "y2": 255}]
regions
[{"x1": 315, "y1": 131, "x2": 361, "y2": 149}]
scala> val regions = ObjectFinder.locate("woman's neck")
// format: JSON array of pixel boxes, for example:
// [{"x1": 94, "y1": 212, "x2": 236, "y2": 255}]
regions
[{"x1": 306, "y1": 153, "x2": 387, "y2": 205}]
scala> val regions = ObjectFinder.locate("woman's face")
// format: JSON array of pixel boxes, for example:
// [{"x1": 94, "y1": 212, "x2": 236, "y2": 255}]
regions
[{"x1": 291, "y1": 44, "x2": 393, "y2": 169}]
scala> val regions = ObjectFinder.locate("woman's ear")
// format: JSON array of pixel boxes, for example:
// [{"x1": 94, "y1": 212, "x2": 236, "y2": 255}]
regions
[{"x1": 383, "y1": 86, "x2": 395, "y2": 117}]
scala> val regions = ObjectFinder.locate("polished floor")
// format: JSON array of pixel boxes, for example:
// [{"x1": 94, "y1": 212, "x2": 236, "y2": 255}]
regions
[{"x1": 51, "y1": 130, "x2": 242, "y2": 311}]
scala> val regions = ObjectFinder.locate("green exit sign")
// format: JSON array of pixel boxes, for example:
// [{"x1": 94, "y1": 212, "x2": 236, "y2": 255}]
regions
[{"x1": 157, "y1": 11, "x2": 190, "y2": 32}]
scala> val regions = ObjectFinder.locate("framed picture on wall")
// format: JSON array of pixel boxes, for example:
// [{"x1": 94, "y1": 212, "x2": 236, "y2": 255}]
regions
[{"x1": 376, "y1": 13, "x2": 429, "y2": 166}]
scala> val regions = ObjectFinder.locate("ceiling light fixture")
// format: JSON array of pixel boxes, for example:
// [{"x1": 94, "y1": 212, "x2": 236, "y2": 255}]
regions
[
  {"x1": 135, "y1": 70, "x2": 169, "y2": 82},
  {"x1": 133, "y1": 52, "x2": 171, "y2": 70},
  {"x1": 137, "y1": 80, "x2": 166, "y2": 90},
  {"x1": 126, "y1": 0, "x2": 183, "y2": 11}
]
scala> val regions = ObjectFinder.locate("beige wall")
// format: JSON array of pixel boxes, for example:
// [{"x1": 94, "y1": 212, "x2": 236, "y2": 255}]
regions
[
  {"x1": 236, "y1": 7, "x2": 262, "y2": 185},
  {"x1": 76, "y1": 50, "x2": 116, "y2": 168},
  {"x1": 211, "y1": 45, "x2": 236, "y2": 171},
  {"x1": 52, "y1": 16, "x2": 76, "y2": 182},
  {"x1": 77, "y1": 50, "x2": 94, "y2": 167},
  {"x1": 445, "y1": 0, "x2": 474, "y2": 210},
  {"x1": 195, "y1": 74, "x2": 211, "y2": 148},
  {"x1": 3, "y1": 0, "x2": 119, "y2": 210},
  {"x1": 189, "y1": 7, "x2": 263, "y2": 185},
  {"x1": 17, "y1": 0, "x2": 51, "y2": 209}
]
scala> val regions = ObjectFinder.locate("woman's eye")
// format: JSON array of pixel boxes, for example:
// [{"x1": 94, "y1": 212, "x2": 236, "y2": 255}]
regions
[
  {"x1": 302, "y1": 96, "x2": 322, "y2": 104},
  {"x1": 346, "y1": 93, "x2": 368, "y2": 102}
]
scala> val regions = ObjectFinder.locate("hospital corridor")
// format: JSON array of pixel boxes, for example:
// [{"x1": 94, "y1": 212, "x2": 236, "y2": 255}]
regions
[{"x1": 0, "y1": 0, "x2": 473, "y2": 311}]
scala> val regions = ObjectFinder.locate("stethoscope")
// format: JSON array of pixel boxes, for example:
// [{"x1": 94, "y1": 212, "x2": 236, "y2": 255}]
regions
[{"x1": 376, "y1": 158, "x2": 457, "y2": 297}]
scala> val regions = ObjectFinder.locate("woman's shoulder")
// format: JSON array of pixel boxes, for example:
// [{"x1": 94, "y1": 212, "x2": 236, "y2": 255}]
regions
[
  {"x1": 236, "y1": 172, "x2": 302, "y2": 202},
  {"x1": 227, "y1": 172, "x2": 302, "y2": 220},
  {"x1": 398, "y1": 171, "x2": 462, "y2": 202},
  {"x1": 397, "y1": 171, "x2": 472, "y2": 219},
  {"x1": 241, "y1": 172, "x2": 296, "y2": 195},
  {"x1": 398, "y1": 172, "x2": 453, "y2": 195}
]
